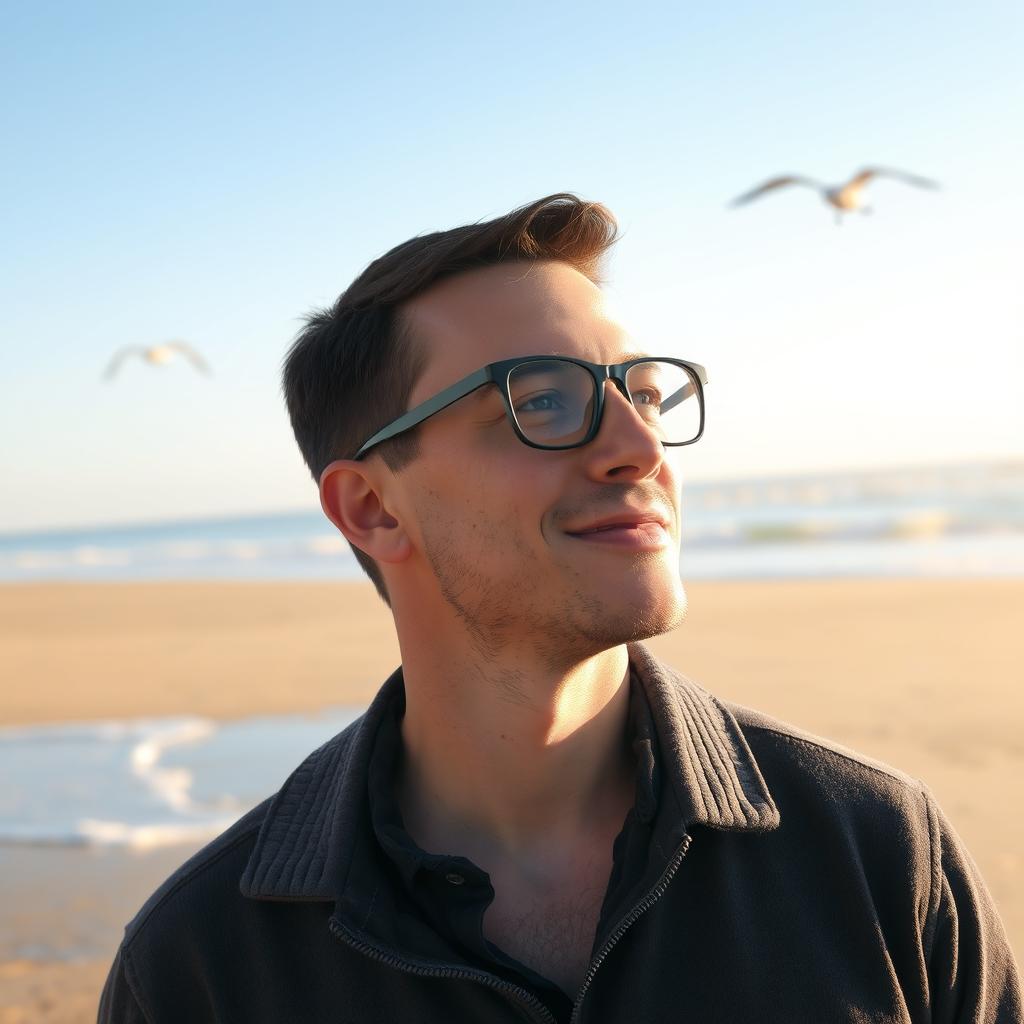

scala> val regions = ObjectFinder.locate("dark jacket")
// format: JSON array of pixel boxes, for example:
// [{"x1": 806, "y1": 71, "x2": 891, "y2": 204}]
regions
[{"x1": 99, "y1": 643, "x2": 1021, "y2": 1022}]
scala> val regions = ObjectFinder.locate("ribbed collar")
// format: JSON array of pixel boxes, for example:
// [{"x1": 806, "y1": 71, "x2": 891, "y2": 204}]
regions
[{"x1": 239, "y1": 642, "x2": 779, "y2": 902}]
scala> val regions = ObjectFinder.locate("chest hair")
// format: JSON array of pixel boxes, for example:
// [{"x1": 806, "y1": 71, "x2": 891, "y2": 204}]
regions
[{"x1": 484, "y1": 874, "x2": 608, "y2": 998}]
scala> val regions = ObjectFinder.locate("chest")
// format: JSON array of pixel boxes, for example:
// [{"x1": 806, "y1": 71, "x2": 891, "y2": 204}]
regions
[{"x1": 482, "y1": 857, "x2": 611, "y2": 998}]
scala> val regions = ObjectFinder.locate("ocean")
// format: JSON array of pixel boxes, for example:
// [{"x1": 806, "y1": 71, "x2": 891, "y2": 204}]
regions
[{"x1": 3, "y1": 459, "x2": 1024, "y2": 583}]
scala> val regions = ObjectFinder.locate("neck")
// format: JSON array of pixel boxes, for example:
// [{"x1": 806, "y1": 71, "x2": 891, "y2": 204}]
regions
[{"x1": 395, "y1": 630, "x2": 636, "y2": 860}]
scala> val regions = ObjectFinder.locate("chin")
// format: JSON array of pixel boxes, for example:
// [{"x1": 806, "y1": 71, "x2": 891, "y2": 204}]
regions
[
  {"x1": 626, "y1": 582, "x2": 688, "y2": 641},
  {"x1": 572, "y1": 575, "x2": 688, "y2": 647}
]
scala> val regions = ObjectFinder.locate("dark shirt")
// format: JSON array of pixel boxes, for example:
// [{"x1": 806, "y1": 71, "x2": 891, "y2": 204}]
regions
[{"x1": 367, "y1": 672, "x2": 660, "y2": 1022}]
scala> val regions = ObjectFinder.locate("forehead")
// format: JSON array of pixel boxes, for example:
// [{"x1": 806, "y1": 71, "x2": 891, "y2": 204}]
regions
[{"x1": 401, "y1": 260, "x2": 630, "y2": 405}]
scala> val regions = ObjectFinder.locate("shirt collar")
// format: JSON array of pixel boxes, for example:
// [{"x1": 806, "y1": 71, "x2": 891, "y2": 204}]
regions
[{"x1": 239, "y1": 642, "x2": 779, "y2": 903}]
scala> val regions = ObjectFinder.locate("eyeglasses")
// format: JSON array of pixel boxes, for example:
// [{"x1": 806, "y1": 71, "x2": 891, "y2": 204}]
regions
[{"x1": 353, "y1": 355, "x2": 708, "y2": 460}]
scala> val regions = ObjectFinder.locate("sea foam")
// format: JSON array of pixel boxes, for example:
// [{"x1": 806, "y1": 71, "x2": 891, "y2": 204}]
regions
[{"x1": 0, "y1": 708, "x2": 362, "y2": 850}]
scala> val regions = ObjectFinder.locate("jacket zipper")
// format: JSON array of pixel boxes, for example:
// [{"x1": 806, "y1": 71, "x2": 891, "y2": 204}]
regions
[
  {"x1": 569, "y1": 833, "x2": 692, "y2": 1024},
  {"x1": 328, "y1": 916, "x2": 558, "y2": 1024},
  {"x1": 329, "y1": 833, "x2": 691, "y2": 1024}
]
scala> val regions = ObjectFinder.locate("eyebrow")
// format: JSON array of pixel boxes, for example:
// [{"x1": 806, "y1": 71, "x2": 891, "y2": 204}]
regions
[{"x1": 534, "y1": 351, "x2": 651, "y2": 363}]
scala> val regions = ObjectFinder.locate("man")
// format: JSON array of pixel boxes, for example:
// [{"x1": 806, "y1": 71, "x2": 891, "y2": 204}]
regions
[{"x1": 100, "y1": 194, "x2": 1020, "y2": 1022}]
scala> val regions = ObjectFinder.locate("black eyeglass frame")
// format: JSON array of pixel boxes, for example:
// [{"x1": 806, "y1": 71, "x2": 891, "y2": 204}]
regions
[{"x1": 353, "y1": 355, "x2": 708, "y2": 460}]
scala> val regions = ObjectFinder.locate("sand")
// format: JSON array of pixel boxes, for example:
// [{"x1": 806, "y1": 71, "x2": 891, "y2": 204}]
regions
[{"x1": 1, "y1": 579, "x2": 1021, "y2": 1021}]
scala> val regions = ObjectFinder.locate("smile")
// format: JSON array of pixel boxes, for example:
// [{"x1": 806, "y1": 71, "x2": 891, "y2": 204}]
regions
[{"x1": 565, "y1": 522, "x2": 671, "y2": 550}]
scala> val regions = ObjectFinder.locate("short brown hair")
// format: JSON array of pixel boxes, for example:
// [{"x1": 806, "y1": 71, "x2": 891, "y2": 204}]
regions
[{"x1": 281, "y1": 193, "x2": 619, "y2": 606}]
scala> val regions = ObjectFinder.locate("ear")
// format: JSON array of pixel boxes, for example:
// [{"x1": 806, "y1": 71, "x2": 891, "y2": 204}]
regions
[{"x1": 319, "y1": 459, "x2": 412, "y2": 565}]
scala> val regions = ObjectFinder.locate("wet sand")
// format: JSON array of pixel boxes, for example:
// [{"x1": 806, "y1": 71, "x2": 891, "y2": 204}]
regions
[
  {"x1": 0, "y1": 845, "x2": 194, "y2": 1024},
  {"x1": 1, "y1": 579, "x2": 1021, "y2": 1021}
]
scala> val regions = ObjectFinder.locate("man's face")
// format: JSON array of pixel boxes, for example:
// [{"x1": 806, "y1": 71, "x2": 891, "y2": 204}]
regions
[{"x1": 384, "y1": 260, "x2": 688, "y2": 660}]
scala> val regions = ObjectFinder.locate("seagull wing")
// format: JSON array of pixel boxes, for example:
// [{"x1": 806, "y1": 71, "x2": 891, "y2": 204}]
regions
[
  {"x1": 165, "y1": 340, "x2": 212, "y2": 375},
  {"x1": 849, "y1": 167, "x2": 940, "y2": 190},
  {"x1": 102, "y1": 346, "x2": 145, "y2": 380},
  {"x1": 728, "y1": 176, "x2": 821, "y2": 207}
]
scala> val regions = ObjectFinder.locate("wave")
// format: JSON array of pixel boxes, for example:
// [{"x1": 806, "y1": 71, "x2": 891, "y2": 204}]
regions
[
  {"x1": 0, "y1": 534, "x2": 360, "y2": 578},
  {"x1": 0, "y1": 716, "x2": 235, "y2": 850},
  {"x1": 0, "y1": 818, "x2": 239, "y2": 851},
  {"x1": 680, "y1": 511, "x2": 1024, "y2": 547},
  {"x1": 0, "y1": 708, "x2": 362, "y2": 851}
]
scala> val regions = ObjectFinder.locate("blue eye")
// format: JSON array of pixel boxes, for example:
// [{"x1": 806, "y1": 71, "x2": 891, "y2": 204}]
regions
[
  {"x1": 631, "y1": 389, "x2": 662, "y2": 408},
  {"x1": 517, "y1": 391, "x2": 567, "y2": 413}
]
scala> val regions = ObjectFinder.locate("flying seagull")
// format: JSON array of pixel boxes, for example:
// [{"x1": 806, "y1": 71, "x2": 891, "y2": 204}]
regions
[
  {"x1": 102, "y1": 341, "x2": 212, "y2": 380},
  {"x1": 729, "y1": 167, "x2": 939, "y2": 223}
]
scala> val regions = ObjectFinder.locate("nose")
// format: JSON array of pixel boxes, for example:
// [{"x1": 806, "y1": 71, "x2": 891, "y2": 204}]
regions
[{"x1": 580, "y1": 379, "x2": 665, "y2": 481}]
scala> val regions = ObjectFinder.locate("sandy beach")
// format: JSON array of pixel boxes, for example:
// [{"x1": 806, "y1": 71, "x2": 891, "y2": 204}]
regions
[{"x1": 1, "y1": 578, "x2": 1021, "y2": 1021}]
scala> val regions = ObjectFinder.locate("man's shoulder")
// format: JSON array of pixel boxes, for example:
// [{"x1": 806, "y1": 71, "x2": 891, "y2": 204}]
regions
[
  {"x1": 122, "y1": 798, "x2": 270, "y2": 949},
  {"x1": 724, "y1": 699, "x2": 932, "y2": 824}
]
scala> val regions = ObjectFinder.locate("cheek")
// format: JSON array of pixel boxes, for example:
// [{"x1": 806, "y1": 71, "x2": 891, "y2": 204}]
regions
[
  {"x1": 658, "y1": 455, "x2": 685, "y2": 519},
  {"x1": 410, "y1": 428, "x2": 570, "y2": 556},
  {"x1": 432, "y1": 462, "x2": 554, "y2": 558}
]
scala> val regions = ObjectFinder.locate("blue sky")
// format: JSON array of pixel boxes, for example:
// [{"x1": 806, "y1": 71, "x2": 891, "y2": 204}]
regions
[{"x1": 2, "y1": 1, "x2": 1022, "y2": 531}]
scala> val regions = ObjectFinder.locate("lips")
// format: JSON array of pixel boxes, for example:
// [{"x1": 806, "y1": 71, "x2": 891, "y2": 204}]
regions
[
  {"x1": 565, "y1": 510, "x2": 671, "y2": 536},
  {"x1": 565, "y1": 519, "x2": 671, "y2": 551},
  {"x1": 569, "y1": 512, "x2": 671, "y2": 536},
  {"x1": 571, "y1": 522, "x2": 659, "y2": 535}
]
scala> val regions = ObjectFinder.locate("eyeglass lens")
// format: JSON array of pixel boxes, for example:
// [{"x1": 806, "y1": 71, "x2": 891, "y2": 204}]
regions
[{"x1": 506, "y1": 360, "x2": 701, "y2": 448}]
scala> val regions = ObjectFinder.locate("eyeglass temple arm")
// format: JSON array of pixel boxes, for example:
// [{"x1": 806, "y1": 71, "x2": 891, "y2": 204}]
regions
[
  {"x1": 354, "y1": 366, "x2": 493, "y2": 459},
  {"x1": 660, "y1": 363, "x2": 708, "y2": 414}
]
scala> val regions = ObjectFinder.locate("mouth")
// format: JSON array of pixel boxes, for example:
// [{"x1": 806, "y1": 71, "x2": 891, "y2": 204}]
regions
[
  {"x1": 565, "y1": 508, "x2": 671, "y2": 534},
  {"x1": 565, "y1": 515, "x2": 672, "y2": 550}
]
